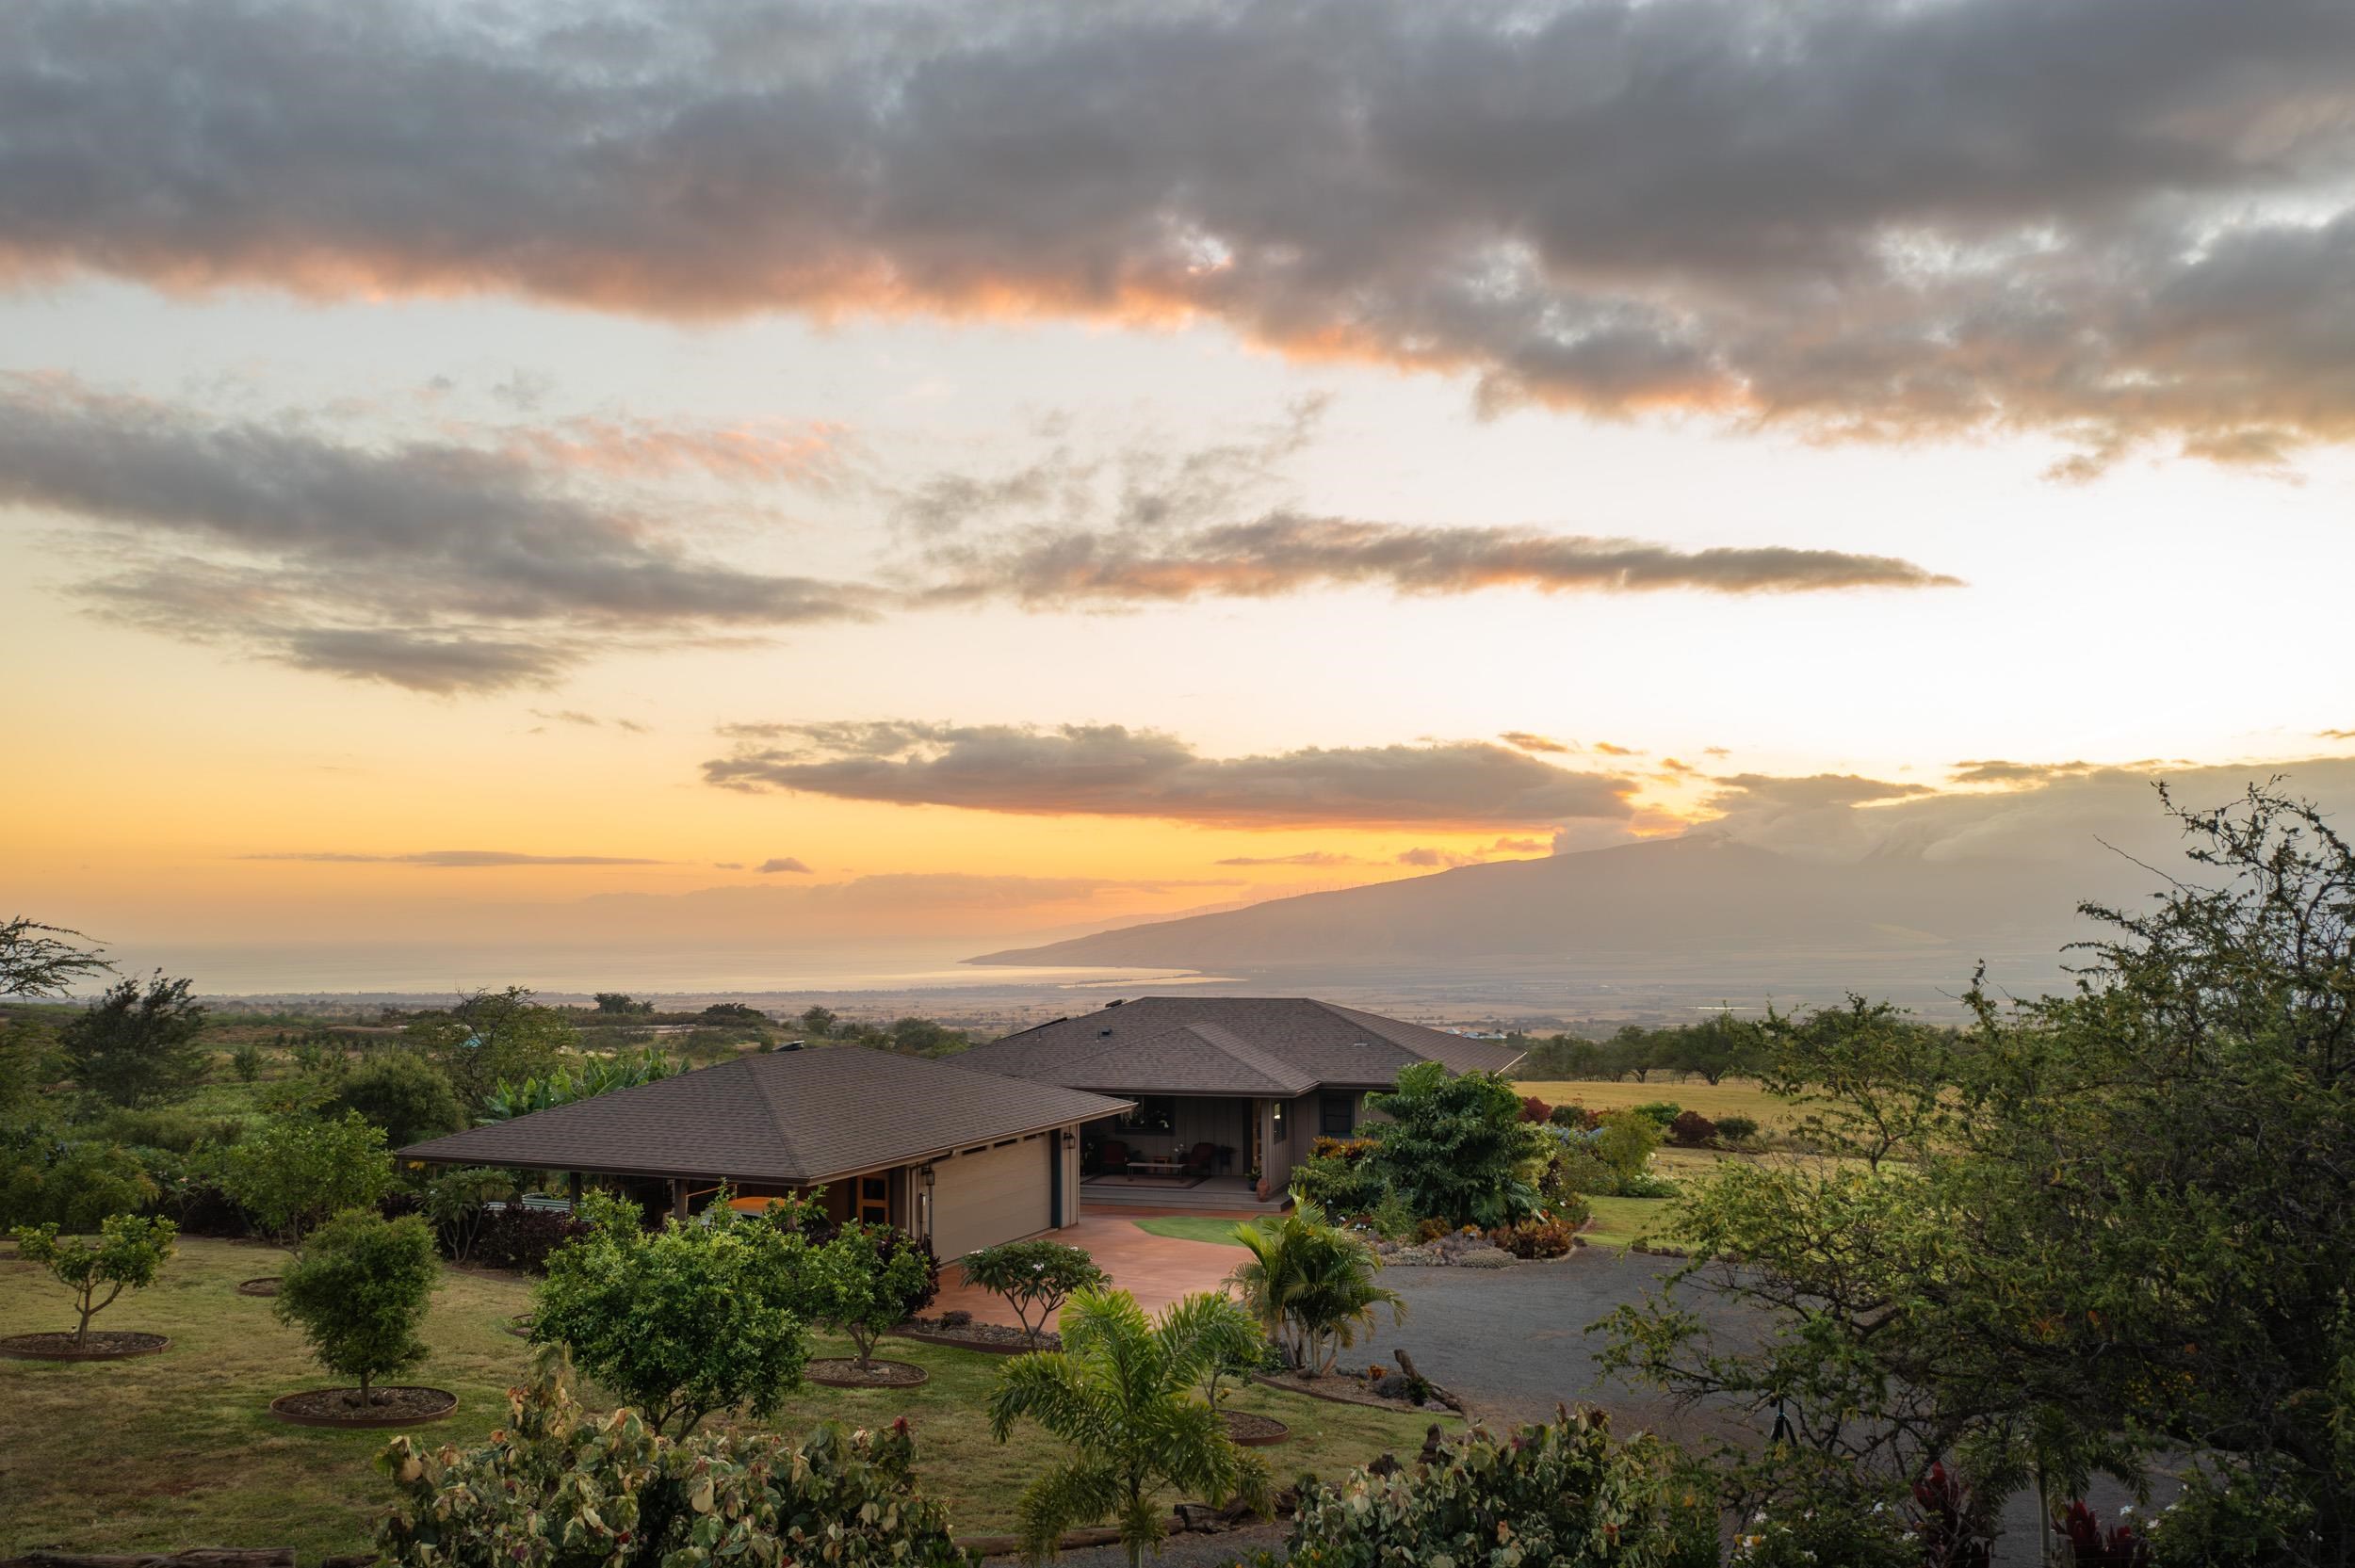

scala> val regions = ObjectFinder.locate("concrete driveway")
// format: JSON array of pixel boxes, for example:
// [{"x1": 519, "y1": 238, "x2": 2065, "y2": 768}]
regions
[{"x1": 934, "y1": 1207, "x2": 1248, "y2": 1325}]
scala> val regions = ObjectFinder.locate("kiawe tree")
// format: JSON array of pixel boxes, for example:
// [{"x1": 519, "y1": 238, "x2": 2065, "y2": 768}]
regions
[
  {"x1": 403, "y1": 986, "x2": 576, "y2": 1106},
  {"x1": 330, "y1": 1054, "x2": 466, "y2": 1146},
  {"x1": 0, "y1": 916, "x2": 112, "y2": 998},
  {"x1": 59, "y1": 970, "x2": 209, "y2": 1107}
]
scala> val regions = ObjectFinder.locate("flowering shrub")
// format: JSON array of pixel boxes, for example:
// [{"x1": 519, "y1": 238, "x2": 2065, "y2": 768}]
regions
[
  {"x1": 1488, "y1": 1218, "x2": 1577, "y2": 1258},
  {"x1": 1519, "y1": 1094, "x2": 1553, "y2": 1123},
  {"x1": 2054, "y1": 1500, "x2": 2151, "y2": 1566},
  {"x1": 958, "y1": 1237, "x2": 1104, "y2": 1348},
  {"x1": 1282, "y1": 1407, "x2": 1714, "y2": 1568},
  {"x1": 378, "y1": 1346, "x2": 968, "y2": 1568}
]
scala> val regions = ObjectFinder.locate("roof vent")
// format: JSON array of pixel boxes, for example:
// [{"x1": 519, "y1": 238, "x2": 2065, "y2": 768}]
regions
[
  {"x1": 781, "y1": 1040, "x2": 804, "y2": 1051},
  {"x1": 1105, "y1": 998, "x2": 1125, "y2": 1008},
  {"x1": 1097, "y1": 1026, "x2": 1114, "y2": 1037}
]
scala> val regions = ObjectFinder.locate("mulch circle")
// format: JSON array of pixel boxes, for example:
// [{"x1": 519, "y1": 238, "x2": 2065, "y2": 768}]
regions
[
  {"x1": 805, "y1": 1357, "x2": 930, "y2": 1388},
  {"x1": 236, "y1": 1276, "x2": 283, "y2": 1297},
  {"x1": 1221, "y1": 1410, "x2": 1291, "y2": 1447},
  {"x1": 891, "y1": 1319, "x2": 1056, "y2": 1355},
  {"x1": 268, "y1": 1386, "x2": 458, "y2": 1428},
  {"x1": 0, "y1": 1330, "x2": 171, "y2": 1362}
]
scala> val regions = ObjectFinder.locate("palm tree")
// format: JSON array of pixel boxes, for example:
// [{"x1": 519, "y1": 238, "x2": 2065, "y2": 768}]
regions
[
  {"x1": 988, "y1": 1287, "x2": 1271, "y2": 1566},
  {"x1": 1228, "y1": 1199, "x2": 1405, "y2": 1375}
]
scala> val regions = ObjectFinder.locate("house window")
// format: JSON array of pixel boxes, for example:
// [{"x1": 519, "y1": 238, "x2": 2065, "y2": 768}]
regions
[
  {"x1": 1270, "y1": 1100, "x2": 1289, "y2": 1143},
  {"x1": 1116, "y1": 1096, "x2": 1177, "y2": 1135},
  {"x1": 1320, "y1": 1093, "x2": 1356, "y2": 1137},
  {"x1": 858, "y1": 1174, "x2": 890, "y2": 1225}
]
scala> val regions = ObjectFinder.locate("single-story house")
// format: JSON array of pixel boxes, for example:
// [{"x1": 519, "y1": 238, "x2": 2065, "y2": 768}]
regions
[
  {"x1": 400, "y1": 1046, "x2": 1130, "y2": 1256},
  {"x1": 950, "y1": 996, "x2": 1525, "y2": 1211}
]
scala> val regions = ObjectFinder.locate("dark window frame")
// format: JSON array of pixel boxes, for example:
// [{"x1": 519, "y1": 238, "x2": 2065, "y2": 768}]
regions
[
  {"x1": 1320, "y1": 1093, "x2": 1356, "y2": 1137},
  {"x1": 1271, "y1": 1100, "x2": 1289, "y2": 1143}
]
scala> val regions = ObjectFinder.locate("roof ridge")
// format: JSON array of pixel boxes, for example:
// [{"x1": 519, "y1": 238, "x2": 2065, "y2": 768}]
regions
[
  {"x1": 1308, "y1": 997, "x2": 1437, "y2": 1049},
  {"x1": 1185, "y1": 1021, "x2": 1317, "y2": 1093},
  {"x1": 739, "y1": 1054, "x2": 809, "y2": 1173}
]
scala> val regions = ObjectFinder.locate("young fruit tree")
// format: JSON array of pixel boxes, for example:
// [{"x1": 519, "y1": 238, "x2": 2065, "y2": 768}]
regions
[
  {"x1": 989, "y1": 1288, "x2": 1271, "y2": 1568},
  {"x1": 222, "y1": 1110, "x2": 394, "y2": 1256},
  {"x1": 956, "y1": 1237, "x2": 1107, "y2": 1349},
  {"x1": 12, "y1": 1215, "x2": 177, "y2": 1348},
  {"x1": 530, "y1": 1190, "x2": 813, "y2": 1435},
  {"x1": 804, "y1": 1220, "x2": 940, "y2": 1370},
  {"x1": 274, "y1": 1209, "x2": 440, "y2": 1407}
]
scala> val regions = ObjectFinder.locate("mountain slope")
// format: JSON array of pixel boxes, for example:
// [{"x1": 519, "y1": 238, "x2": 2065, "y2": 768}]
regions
[{"x1": 967, "y1": 834, "x2": 2131, "y2": 972}]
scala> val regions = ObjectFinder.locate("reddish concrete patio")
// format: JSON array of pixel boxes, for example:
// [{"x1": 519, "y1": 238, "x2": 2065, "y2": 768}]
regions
[{"x1": 933, "y1": 1208, "x2": 1248, "y2": 1327}]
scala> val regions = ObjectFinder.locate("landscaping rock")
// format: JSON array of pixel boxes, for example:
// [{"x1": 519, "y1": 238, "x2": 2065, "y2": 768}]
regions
[{"x1": 1456, "y1": 1248, "x2": 1513, "y2": 1269}]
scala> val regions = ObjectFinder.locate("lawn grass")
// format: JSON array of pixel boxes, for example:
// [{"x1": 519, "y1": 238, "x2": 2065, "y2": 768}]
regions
[
  {"x1": 1130, "y1": 1215, "x2": 1255, "y2": 1247},
  {"x1": 1, "y1": 1237, "x2": 1448, "y2": 1557},
  {"x1": 1578, "y1": 1194, "x2": 1682, "y2": 1251},
  {"x1": 1514, "y1": 1076, "x2": 1797, "y2": 1130}
]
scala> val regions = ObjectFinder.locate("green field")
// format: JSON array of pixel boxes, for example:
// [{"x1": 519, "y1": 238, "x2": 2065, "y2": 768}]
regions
[
  {"x1": 0, "y1": 1237, "x2": 1447, "y2": 1557},
  {"x1": 1577, "y1": 1195, "x2": 1683, "y2": 1251},
  {"x1": 1514, "y1": 1076, "x2": 1795, "y2": 1130},
  {"x1": 1131, "y1": 1215, "x2": 1256, "y2": 1247}
]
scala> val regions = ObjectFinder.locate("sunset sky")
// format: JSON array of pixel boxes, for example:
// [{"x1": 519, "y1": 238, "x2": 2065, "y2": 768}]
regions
[{"x1": 7, "y1": 0, "x2": 2355, "y2": 978}]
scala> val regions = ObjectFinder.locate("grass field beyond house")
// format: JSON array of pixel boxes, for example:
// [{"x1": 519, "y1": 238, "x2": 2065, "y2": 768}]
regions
[
  {"x1": 0, "y1": 1238, "x2": 1448, "y2": 1558},
  {"x1": 1514, "y1": 1076, "x2": 1795, "y2": 1130}
]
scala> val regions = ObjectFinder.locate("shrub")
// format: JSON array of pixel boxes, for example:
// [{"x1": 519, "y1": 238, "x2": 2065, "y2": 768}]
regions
[
  {"x1": 420, "y1": 1166, "x2": 515, "y2": 1263},
  {"x1": 1549, "y1": 1102, "x2": 1596, "y2": 1130},
  {"x1": 330, "y1": 1055, "x2": 466, "y2": 1147},
  {"x1": 1596, "y1": 1107, "x2": 1666, "y2": 1183},
  {"x1": 802, "y1": 1220, "x2": 940, "y2": 1369},
  {"x1": 378, "y1": 1346, "x2": 966, "y2": 1568},
  {"x1": 1667, "y1": 1108, "x2": 1718, "y2": 1147},
  {"x1": 91, "y1": 1107, "x2": 243, "y2": 1153},
  {"x1": 958, "y1": 1237, "x2": 1107, "y2": 1348},
  {"x1": 1361, "y1": 1062, "x2": 1548, "y2": 1229},
  {"x1": 1519, "y1": 1094, "x2": 1552, "y2": 1123},
  {"x1": 1487, "y1": 1218, "x2": 1576, "y2": 1258},
  {"x1": 1715, "y1": 1112, "x2": 1761, "y2": 1144},
  {"x1": 470, "y1": 1204, "x2": 592, "y2": 1272},
  {"x1": 223, "y1": 1110, "x2": 395, "y2": 1254},
  {"x1": 276, "y1": 1209, "x2": 440, "y2": 1405},
  {"x1": 1282, "y1": 1407, "x2": 1713, "y2": 1568},
  {"x1": 1630, "y1": 1101, "x2": 1682, "y2": 1129},
  {"x1": 12, "y1": 1214, "x2": 177, "y2": 1346},
  {"x1": 230, "y1": 1042, "x2": 265, "y2": 1082},
  {"x1": 1292, "y1": 1136, "x2": 1388, "y2": 1215},
  {"x1": 0, "y1": 1137, "x2": 156, "y2": 1230},
  {"x1": 533, "y1": 1191, "x2": 812, "y2": 1435}
]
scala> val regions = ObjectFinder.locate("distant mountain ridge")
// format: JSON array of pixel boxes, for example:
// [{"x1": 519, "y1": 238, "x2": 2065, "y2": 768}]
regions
[{"x1": 966, "y1": 833, "x2": 2142, "y2": 978}]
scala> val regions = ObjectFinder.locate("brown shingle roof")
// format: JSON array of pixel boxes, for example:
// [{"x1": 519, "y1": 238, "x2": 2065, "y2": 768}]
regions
[
  {"x1": 955, "y1": 996, "x2": 1524, "y2": 1096},
  {"x1": 399, "y1": 1047, "x2": 1130, "y2": 1182}
]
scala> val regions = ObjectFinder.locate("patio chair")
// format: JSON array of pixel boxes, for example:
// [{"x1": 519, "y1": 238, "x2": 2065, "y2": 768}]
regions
[
  {"x1": 1182, "y1": 1141, "x2": 1218, "y2": 1176},
  {"x1": 1099, "y1": 1139, "x2": 1132, "y2": 1176}
]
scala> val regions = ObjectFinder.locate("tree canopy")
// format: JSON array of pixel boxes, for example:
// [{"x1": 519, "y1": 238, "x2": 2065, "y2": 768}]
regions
[
  {"x1": 275, "y1": 1209, "x2": 440, "y2": 1405},
  {"x1": 58, "y1": 971, "x2": 209, "y2": 1107},
  {"x1": 0, "y1": 917, "x2": 112, "y2": 999},
  {"x1": 13, "y1": 1214, "x2": 177, "y2": 1347},
  {"x1": 1602, "y1": 784, "x2": 2355, "y2": 1565},
  {"x1": 1360, "y1": 1062, "x2": 1548, "y2": 1228},
  {"x1": 222, "y1": 1110, "x2": 395, "y2": 1255}
]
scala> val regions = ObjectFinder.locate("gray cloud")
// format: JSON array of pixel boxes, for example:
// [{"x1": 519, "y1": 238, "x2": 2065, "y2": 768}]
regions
[
  {"x1": 7, "y1": 0, "x2": 2355, "y2": 466},
  {"x1": 918, "y1": 511, "x2": 1959, "y2": 604},
  {"x1": 755, "y1": 856, "x2": 813, "y2": 874},
  {"x1": 245, "y1": 849, "x2": 669, "y2": 866},
  {"x1": 1213, "y1": 850, "x2": 1370, "y2": 867},
  {"x1": 0, "y1": 380, "x2": 874, "y2": 691},
  {"x1": 1500, "y1": 732, "x2": 1574, "y2": 755},
  {"x1": 703, "y1": 720, "x2": 1637, "y2": 829}
]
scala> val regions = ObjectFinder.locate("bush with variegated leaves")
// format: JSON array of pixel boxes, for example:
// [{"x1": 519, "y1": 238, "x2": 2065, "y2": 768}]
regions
[
  {"x1": 1280, "y1": 1406, "x2": 1715, "y2": 1568},
  {"x1": 377, "y1": 1345, "x2": 972, "y2": 1568}
]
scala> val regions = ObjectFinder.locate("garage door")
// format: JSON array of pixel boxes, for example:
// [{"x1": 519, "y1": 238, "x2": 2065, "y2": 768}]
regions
[{"x1": 932, "y1": 1135, "x2": 1052, "y2": 1258}]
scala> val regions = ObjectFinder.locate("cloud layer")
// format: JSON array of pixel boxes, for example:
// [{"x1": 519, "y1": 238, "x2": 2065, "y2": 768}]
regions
[
  {"x1": 0, "y1": 379, "x2": 871, "y2": 691},
  {"x1": 703, "y1": 720, "x2": 1636, "y2": 830},
  {"x1": 245, "y1": 849, "x2": 669, "y2": 867},
  {"x1": 8, "y1": 0, "x2": 2355, "y2": 466}
]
